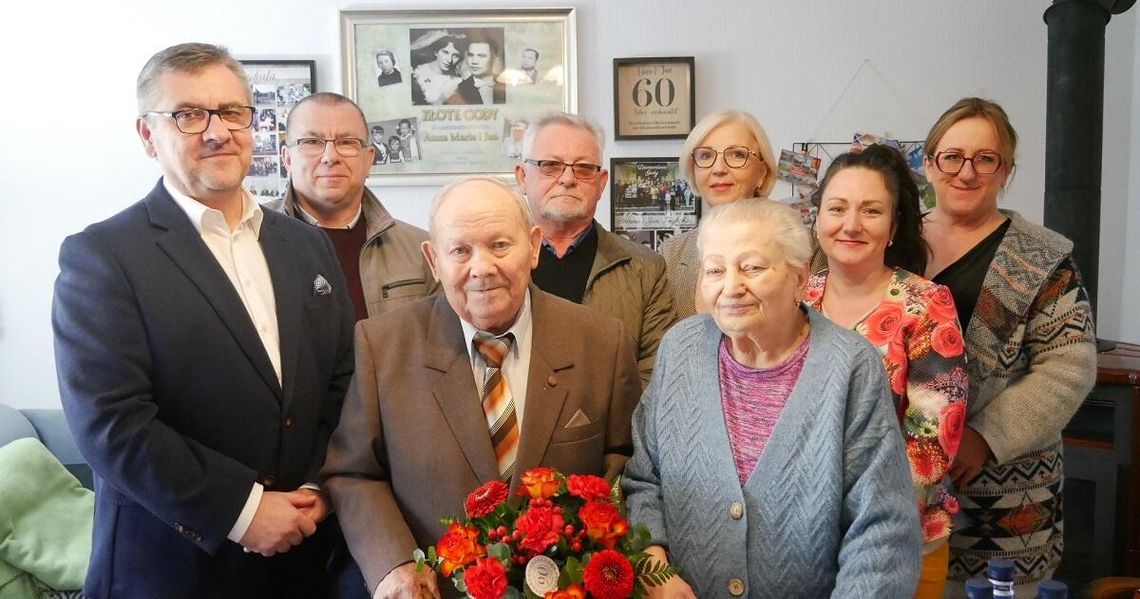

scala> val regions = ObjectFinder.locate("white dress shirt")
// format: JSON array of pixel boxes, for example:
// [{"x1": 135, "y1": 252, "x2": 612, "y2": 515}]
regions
[
  {"x1": 459, "y1": 290, "x2": 534, "y2": 428},
  {"x1": 165, "y1": 180, "x2": 277, "y2": 544}
]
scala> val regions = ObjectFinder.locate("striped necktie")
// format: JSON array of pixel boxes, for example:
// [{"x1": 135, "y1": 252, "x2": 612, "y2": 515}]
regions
[{"x1": 474, "y1": 333, "x2": 518, "y2": 480}]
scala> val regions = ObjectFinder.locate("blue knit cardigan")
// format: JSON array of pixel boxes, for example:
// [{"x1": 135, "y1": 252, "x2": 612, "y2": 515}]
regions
[{"x1": 624, "y1": 309, "x2": 921, "y2": 598}]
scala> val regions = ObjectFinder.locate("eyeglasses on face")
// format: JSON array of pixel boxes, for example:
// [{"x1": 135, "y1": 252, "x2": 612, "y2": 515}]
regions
[
  {"x1": 691, "y1": 145, "x2": 761, "y2": 169},
  {"x1": 931, "y1": 150, "x2": 1004, "y2": 175},
  {"x1": 288, "y1": 138, "x2": 369, "y2": 157},
  {"x1": 523, "y1": 159, "x2": 603, "y2": 181},
  {"x1": 144, "y1": 106, "x2": 256, "y2": 134}
]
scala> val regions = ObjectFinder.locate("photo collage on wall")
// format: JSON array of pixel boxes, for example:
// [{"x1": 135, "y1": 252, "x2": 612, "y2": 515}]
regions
[
  {"x1": 610, "y1": 158, "x2": 699, "y2": 252},
  {"x1": 240, "y1": 61, "x2": 315, "y2": 202}
]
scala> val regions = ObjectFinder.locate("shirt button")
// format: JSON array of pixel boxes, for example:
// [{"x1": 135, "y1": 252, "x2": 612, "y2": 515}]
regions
[
  {"x1": 729, "y1": 502, "x2": 744, "y2": 520},
  {"x1": 728, "y1": 578, "x2": 745, "y2": 596},
  {"x1": 260, "y1": 324, "x2": 268, "y2": 333},
  {"x1": 284, "y1": 417, "x2": 294, "y2": 428}
]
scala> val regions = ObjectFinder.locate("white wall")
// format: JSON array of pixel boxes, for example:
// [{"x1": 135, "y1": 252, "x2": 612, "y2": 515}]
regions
[{"x1": 1, "y1": 0, "x2": 1137, "y2": 408}]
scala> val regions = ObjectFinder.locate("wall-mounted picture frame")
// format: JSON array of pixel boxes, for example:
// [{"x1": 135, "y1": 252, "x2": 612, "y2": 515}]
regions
[
  {"x1": 610, "y1": 157, "x2": 700, "y2": 252},
  {"x1": 239, "y1": 59, "x2": 316, "y2": 202},
  {"x1": 341, "y1": 7, "x2": 577, "y2": 186},
  {"x1": 613, "y1": 57, "x2": 695, "y2": 141}
]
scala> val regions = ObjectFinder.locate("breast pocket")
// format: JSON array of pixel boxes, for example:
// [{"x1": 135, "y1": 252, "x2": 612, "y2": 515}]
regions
[
  {"x1": 550, "y1": 420, "x2": 603, "y2": 444},
  {"x1": 382, "y1": 277, "x2": 429, "y2": 299}
]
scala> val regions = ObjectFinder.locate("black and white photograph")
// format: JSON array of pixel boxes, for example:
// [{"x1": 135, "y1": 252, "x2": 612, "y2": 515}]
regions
[
  {"x1": 342, "y1": 8, "x2": 576, "y2": 182},
  {"x1": 367, "y1": 117, "x2": 422, "y2": 165}
]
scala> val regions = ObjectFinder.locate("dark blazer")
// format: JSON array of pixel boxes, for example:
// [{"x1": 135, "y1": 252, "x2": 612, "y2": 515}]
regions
[
  {"x1": 52, "y1": 179, "x2": 355, "y2": 598},
  {"x1": 448, "y1": 75, "x2": 506, "y2": 105},
  {"x1": 321, "y1": 289, "x2": 641, "y2": 594}
]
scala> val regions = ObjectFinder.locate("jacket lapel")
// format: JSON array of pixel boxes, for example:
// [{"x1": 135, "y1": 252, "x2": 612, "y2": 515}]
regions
[
  {"x1": 259, "y1": 211, "x2": 301, "y2": 406},
  {"x1": 425, "y1": 296, "x2": 501, "y2": 484},
  {"x1": 146, "y1": 182, "x2": 283, "y2": 400},
  {"x1": 512, "y1": 289, "x2": 572, "y2": 481}
]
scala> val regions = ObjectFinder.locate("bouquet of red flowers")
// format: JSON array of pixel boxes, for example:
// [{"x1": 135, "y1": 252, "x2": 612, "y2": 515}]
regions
[{"x1": 414, "y1": 467, "x2": 677, "y2": 599}]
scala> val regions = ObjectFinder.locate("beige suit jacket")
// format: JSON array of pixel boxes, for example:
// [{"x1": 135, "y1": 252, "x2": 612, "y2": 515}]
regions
[{"x1": 321, "y1": 287, "x2": 641, "y2": 593}]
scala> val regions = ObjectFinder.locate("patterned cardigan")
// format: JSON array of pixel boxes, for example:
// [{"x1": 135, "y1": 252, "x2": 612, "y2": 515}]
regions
[
  {"x1": 624, "y1": 309, "x2": 921, "y2": 598},
  {"x1": 805, "y1": 268, "x2": 968, "y2": 551},
  {"x1": 945, "y1": 210, "x2": 1097, "y2": 585}
]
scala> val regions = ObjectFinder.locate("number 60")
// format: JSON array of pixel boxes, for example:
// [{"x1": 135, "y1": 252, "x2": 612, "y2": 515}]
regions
[{"x1": 632, "y1": 77, "x2": 676, "y2": 108}]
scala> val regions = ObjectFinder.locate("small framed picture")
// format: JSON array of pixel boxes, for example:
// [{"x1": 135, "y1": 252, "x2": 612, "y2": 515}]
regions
[
  {"x1": 612, "y1": 57, "x2": 695, "y2": 140},
  {"x1": 239, "y1": 59, "x2": 316, "y2": 202},
  {"x1": 610, "y1": 157, "x2": 700, "y2": 252}
]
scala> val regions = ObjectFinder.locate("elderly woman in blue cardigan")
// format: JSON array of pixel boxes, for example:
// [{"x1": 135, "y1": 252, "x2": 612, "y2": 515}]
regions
[{"x1": 623, "y1": 198, "x2": 921, "y2": 598}]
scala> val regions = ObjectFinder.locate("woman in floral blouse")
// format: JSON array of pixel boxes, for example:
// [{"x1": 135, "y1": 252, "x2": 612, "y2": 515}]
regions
[{"x1": 804, "y1": 144, "x2": 967, "y2": 599}]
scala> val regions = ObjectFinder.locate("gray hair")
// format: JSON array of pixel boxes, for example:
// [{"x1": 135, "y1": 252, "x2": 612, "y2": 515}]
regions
[
  {"x1": 679, "y1": 109, "x2": 778, "y2": 198},
  {"x1": 136, "y1": 42, "x2": 250, "y2": 113},
  {"x1": 697, "y1": 198, "x2": 812, "y2": 270},
  {"x1": 284, "y1": 92, "x2": 369, "y2": 141},
  {"x1": 429, "y1": 176, "x2": 534, "y2": 240},
  {"x1": 521, "y1": 112, "x2": 605, "y2": 161}
]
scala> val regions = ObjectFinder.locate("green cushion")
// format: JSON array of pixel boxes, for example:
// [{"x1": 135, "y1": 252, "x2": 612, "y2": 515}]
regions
[{"x1": 0, "y1": 438, "x2": 93, "y2": 592}]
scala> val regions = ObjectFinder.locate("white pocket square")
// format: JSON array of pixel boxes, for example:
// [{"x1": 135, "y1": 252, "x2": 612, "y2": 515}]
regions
[
  {"x1": 564, "y1": 409, "x2": 592, "y2": 428},
  {"x1": 312, "y1": 274, "x2": 332, "y2": 296}
]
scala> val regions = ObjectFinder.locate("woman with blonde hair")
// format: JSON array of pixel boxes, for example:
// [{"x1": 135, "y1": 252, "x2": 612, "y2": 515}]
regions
[{"x1": 660, "y1": 110, "x2": 778, "y2": 318}]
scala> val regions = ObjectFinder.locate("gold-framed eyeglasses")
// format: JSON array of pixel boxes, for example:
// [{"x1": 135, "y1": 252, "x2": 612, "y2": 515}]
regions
[
  {"x1": 523, "y1": 159, "x2": 603, "y2": 181},
  {"x1": 288, "y1": 138, "x2": 369, "y2": 157},
  {"x1": 692, "y1": 145, "x2": 760, "y2": 169},
  {"x1": 144, "y1": 106, "x2": 256, "y2": 134},
  {"x1": 931, "y1": 150, "x2": 1004, "y2": 175}
]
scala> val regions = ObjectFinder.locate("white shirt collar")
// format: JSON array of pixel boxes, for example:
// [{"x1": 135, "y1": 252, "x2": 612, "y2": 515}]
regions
[
  {"x1": 460, "y1": 289, "x2": 532, "y2": 364},
  {"x1": 164, "y1": 178, "x2": 263, "y2": 238}
]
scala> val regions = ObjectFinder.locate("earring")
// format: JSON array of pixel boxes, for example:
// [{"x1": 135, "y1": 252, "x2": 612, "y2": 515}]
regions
[{"x1": 888, "y1": 238, "x2": 894, "y2": 247}]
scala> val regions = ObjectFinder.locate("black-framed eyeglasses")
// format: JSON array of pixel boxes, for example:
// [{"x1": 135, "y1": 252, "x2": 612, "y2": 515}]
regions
[
  {"x1": 931, "y1": 150, "x2": 1004, "y2": 175},
  {"x1": 143, "y1": 106, "x2": 256, "y2": 134},
  {"x1": 523, "y1": 159, "x2": 603, "y2": 181},
  {"x1": 691, "y1": 145, "x2": 761, "y2": 169},
  {"x1": 287, "y1": 137, "x2": 369, "y2": 157}
]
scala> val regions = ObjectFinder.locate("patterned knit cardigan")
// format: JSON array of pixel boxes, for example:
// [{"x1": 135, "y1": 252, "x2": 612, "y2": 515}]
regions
[
  {"x1": 624, "y1": 309, "x2": 921, "y2": 598},
  {"x1": 947, "y1": 210, "x2": 1097, "y2": 584}
]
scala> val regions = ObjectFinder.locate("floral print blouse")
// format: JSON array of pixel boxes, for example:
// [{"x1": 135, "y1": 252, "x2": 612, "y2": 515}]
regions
[{"x1": 805, "y1": 268, "x2": 968, "y2": 547}]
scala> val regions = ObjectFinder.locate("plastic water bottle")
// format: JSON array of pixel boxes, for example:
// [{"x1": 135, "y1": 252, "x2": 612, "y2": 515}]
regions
[
  {"x1": 1037, "y1": 580, "x2": 1068, "y2": 598},
  {"x1": 965, "y1": 577, "x2": 994, "y2": 598},
  {"x1": 987, "y1": 559, "x2": 1015, "y2": 598}
]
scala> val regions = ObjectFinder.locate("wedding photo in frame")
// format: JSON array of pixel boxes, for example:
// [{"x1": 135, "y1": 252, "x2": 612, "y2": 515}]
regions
[
  {"x1": 613, "y1": 56, "x2": 695, "y2": 140},
  {"x1": 610, "y1": 157, "x2": 700, "y2": 252},
  {"x1": 238, "y1": 59, "x2": 316, "y2": 202},
  {"x1": 341, "y1": 7, "x2": 577, "y2": 185}
]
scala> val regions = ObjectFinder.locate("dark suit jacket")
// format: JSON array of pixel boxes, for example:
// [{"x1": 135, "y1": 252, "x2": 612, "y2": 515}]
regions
[
  {"x1": 321, "y1": 288, "x2": 640, "y2": 594},
  {"x1": 52, "y1": 179, "x2": 355, "y2": 598},
  {"x1": 448, "y1": 75, "x2": 506, "y2": 105}
]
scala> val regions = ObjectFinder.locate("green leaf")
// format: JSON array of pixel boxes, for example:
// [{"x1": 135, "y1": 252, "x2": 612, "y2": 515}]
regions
[
  {"x1": 487, "y1": 542, "x2": 511, "y2": 560},
  {"x1": 427, "y1": 546, "x2": 437, "y2": 563},
  {"x1": 562, "y1": 556, "x2": 583, "y2": 585},
  {"x1": 453, "y1": 569, "x2": 467, "y2": 593}
]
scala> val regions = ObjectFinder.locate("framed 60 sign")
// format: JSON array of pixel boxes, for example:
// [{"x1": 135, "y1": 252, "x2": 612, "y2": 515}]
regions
[{"x1": 613, "y1": 56, "x2": 695, "y2": 140}]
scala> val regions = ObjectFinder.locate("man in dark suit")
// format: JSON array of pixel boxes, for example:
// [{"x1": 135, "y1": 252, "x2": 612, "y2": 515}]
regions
[
  {"x1": 447, "y1": 36, "x2": 506, "y2": 105},
  {"x1": 52, "y1": 42, "x2": 355, "y2": 598},
  {"x1": 322, "y1": 177, "x2": 641, "y2": 598}
]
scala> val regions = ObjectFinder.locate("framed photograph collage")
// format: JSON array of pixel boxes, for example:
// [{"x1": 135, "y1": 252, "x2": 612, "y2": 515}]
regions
[
  {"x1": 239, "y1": 60, "x2": 315, "y2": 202},
  {"x1": 341, "y1": 8, "x2": 577, "y2": 185}
]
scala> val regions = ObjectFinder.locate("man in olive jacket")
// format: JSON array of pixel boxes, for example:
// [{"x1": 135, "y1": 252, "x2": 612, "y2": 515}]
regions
[
  {"x1": 515, "y1": 112, "x2": 675, "y2": 387},
  {"x1": 274, "y1": 92, "x2": 438, "y2": 321}
]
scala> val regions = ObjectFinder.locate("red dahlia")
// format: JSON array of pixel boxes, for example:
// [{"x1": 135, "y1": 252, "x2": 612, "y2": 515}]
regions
[
  {"x1": 466, "y1": 480, "x2": 509, "y2": 518},
  {"x1": 464, "y1": 556, "x2": 509, "y2": 599},
  {"x1": 566, "y1": 474, "x2": 612, "y2": 502},
  {"x1": 583, "y1": 549, "x2": 635, "y2": 599}
]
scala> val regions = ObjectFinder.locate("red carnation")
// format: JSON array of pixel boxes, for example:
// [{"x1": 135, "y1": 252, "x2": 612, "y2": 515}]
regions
[
  {"x1": 519, "y1": 467, "x2": 562, "y2": 500},
  {"x1": 566, "y1": 474, "x2": 611, "y2": 502},
  {"x1": 466, "y1": 480, "x2": 509, "y2": 518},
  {"x1": 464, "y1": 556, "x2": 509, "y2": 599},
  {"x1": 514, "y1": 506, "x2": 565, "y2": 554},
  {"x1": 578, "y1": 501, "x2": 628, "y2": 549},
  {"x1": 930, "y1": 322, "x2": 965, "y2": 359},
  {"x1": 583, "y1": 549, "x2": 635, "y2": 599}
]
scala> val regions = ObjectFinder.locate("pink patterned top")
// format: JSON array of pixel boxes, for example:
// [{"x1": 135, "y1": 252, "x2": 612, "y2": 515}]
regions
[
  {"x1": 718, "y1": 335, "x2": 811, "y2": 486},
  {"x1": 805, "y1": 268, "x2": 968, "y2": 547}
]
